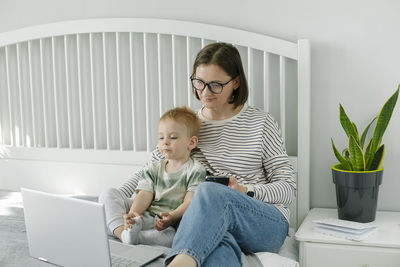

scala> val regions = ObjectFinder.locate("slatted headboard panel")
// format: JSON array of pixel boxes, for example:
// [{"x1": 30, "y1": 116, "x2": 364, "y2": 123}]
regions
[{"x1": 0, "y1": 18, "x2": 310, "y2": 227}]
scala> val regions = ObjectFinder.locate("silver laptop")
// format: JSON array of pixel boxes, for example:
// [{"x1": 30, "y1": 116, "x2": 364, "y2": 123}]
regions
[{"x1": 21, "y1": 188, "x2": 166, "y2": 267}]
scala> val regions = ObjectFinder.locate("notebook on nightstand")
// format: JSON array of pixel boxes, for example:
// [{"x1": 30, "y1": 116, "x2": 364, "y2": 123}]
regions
[{"x1": 313, "y1": 218, "x2": 378, "y2": 241}]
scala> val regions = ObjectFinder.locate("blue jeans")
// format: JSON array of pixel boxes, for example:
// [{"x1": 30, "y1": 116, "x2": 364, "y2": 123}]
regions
[{"x1": 164, "y1": 182, "x2": 289, "y2": 267}]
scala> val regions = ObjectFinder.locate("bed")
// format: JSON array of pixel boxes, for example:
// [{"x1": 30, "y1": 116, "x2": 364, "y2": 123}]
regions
[{"x1": 0, "y1": 18, "x2": 310, "y2": 266}]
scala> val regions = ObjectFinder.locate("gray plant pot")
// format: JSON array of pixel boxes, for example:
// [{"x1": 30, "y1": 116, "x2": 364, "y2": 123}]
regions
[{"x1": 332, "y1": 164, "x2": 383, "y2": 223}]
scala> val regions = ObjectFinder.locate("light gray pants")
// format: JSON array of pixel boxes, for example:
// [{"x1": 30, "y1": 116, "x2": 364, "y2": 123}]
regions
[{"x1": 98, "y1": 187, "x2": 175, "y2": 247}]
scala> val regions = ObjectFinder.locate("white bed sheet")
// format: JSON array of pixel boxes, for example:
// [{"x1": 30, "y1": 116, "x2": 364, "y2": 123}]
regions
[
  {"x1": 257, "y1": 228, "x2": 299, "y2": 267},
  {"x1": 0, "y1": 189, "x2": 299, "y2": 267}
]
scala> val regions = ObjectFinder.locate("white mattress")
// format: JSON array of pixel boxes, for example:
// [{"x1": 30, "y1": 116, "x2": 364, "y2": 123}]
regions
[
  {"x1": 0, "y1": 190, "x2": 299, "y2": 267},
  {"x1": 257, "y1": 228, "x2": 299, "y2": 267}
]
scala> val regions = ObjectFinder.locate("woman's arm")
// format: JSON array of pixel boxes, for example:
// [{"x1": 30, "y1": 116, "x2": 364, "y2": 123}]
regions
[
  {"x1": 228, "y1": 156, "x2": 295, "y2": 206},
  {"x1": 119, "y1": 148, "x2": 164, "y2": 197},
  {"x1": 227, "y1": 111, "x2": 296, "y2": 205},
  {"x1": 256, "y1": 114, "x2": 296, "y2": 205},
  {"x1": 258, "y1": 154, "x2": 296, "y2": 205}
]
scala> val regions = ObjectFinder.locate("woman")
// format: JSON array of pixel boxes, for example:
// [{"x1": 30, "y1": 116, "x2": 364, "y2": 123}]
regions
[
  {"x1": 164, "y1": 42, "x2": 295, "y2": 267},
  {"x1": 101, "y1": 42, "x2": 295, "y2": 267}
]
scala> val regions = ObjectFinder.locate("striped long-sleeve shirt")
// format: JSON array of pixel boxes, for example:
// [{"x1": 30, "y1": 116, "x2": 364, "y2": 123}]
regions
[{"x1": 120, "y1": 105, "x2": 296, "y2": 222}]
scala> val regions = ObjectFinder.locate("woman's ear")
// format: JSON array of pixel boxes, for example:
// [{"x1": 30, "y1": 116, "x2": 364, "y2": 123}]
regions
[{"x1": 233, "y1": 76, "x2": 240, "y2": 90}]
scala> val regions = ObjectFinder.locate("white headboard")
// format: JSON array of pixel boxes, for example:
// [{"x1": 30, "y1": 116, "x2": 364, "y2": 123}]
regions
[{"x1": 0, "y1": 18, "x2": 310, "y2": 228}]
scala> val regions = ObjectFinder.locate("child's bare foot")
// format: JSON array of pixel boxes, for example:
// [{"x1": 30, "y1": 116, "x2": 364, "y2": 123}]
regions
[{"x1": 113, "y1": 225, "x2": 124, "y2": 241}]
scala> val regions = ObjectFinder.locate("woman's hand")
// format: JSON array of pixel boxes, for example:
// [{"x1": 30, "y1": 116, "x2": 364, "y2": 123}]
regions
[
  {"x1": 155, "y1": 212, "x2": 175, "y2": 231},
  {"x1": 123, "y1": 211, "x2": 142, "y2": 230},
  {"x1": 228, "y1": 176, "x2": 247, "y2": 194}
]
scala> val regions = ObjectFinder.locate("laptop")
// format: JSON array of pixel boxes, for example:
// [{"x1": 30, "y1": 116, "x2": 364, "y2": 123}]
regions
[{"x1": 21, "y1": 188, "x2": 166, "y2": 267}]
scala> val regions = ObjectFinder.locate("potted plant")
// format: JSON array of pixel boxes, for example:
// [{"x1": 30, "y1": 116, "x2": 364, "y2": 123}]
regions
[{"x1": 331, "y1": 86, "x2": 399, "y2": 222}]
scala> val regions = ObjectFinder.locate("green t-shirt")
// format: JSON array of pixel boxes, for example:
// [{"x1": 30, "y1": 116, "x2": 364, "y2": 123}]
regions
[{"x1": 136, "y1": 157, "x2": 206, "y2": 216}]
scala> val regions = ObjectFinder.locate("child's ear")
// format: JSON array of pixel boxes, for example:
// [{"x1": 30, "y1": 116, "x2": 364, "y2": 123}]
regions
[{"x1": 188, "y1": 136, "x2": 198, "y2": 150}]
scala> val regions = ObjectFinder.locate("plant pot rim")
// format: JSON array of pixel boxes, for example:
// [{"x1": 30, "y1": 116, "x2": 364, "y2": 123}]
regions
[{"x1": 332, "y1": 163, "x2": 383, "y2": 173}]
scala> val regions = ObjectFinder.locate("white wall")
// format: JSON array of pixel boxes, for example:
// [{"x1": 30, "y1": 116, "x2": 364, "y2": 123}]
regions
[{"x1": 1, "y1": 0, "x2": 400, "y2": 211}]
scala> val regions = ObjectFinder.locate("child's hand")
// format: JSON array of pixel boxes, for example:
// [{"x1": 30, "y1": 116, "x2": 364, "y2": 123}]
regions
[
  {"x1": 123, "y1": 212, "x2": 142, "y2": 230},
  {"x1": 155, "y1": 212, "x2": 174, "y2": 231}
]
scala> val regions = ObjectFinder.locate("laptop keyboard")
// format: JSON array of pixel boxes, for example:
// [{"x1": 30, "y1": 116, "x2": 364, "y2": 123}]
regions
[{"x1": 111, "y1": 254, "x2": 140, "y2": 267}]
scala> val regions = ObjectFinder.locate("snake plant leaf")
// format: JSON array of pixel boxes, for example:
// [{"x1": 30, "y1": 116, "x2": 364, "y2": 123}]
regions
[
  {"x1": 369, "y1": 144, "x2": 385, "y2": 171},
  {"x1": 340, "y1": 105, "x2": 360, "y2": 146},
  {"x1": 360, "y1": 117, "x2": 377, "y2": 149},
  {"x1": 344, "y1": 149, "x2": 350, "y2": 161},
  {"x1": 352, "y1": 122, "x2": 360, "y2": 143},
  {"x1": 366, "y1": 88, "x2": 399, "y2": 170},
  {"x1": 332, "y1": 138, "x2": 352, "y2": 170},
  {"x1": 343, "y1": 149, "x2": 352, "y2": 170},
  {"x1": 349, "y1": 135, "x2": 365, "y2": 171},
  {"x1": 341, "y1": 148, "x2": 351, "y2": 164},
  {"x1": 364, "y1": 138, "x2": 372, "y2": 162}
]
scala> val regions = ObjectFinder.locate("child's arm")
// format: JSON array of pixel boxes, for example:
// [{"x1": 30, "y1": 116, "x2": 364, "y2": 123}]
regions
[
  {"x1": 155, "y1": 191, "x2": 194, "y2": 231},
  {"x1": 124, "y1": 190, "x2": 153, "y2": 229}
]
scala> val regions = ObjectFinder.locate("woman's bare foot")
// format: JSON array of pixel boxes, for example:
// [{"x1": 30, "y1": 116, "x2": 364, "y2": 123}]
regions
[{"x1": 167, "y1": 254, "x2": 197, "y2": 267}]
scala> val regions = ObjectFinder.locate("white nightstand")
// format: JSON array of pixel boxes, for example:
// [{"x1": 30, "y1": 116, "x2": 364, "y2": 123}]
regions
[{"x1": 295, "y1": 208, "x2": 400, "y2": 267}]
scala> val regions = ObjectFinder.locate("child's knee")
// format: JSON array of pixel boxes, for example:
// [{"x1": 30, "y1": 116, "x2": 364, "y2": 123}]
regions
[{"x1": 98, "y1": 187, "x2": 120, "y2": 203}]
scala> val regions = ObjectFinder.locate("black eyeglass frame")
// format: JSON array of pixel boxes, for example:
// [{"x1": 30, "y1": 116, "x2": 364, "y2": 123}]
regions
[{"x1": 190, "y1": 76, "x2": 237, "y2": 94}]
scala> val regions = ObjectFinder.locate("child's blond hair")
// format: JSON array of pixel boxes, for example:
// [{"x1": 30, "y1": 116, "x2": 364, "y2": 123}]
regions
[{"x1": 159, "y1": 107, "x2": 201, "y2": 137}]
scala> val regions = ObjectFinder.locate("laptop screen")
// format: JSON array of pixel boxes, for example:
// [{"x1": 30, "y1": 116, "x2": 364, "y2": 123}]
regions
[{"x1": 21, "y1": 188, "x2": 164, "y2": 267}]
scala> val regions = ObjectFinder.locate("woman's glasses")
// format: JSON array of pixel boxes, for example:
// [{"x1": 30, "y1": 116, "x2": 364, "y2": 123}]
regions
[{"x1": 190, "y1": 76, "x2": 236, "y2": 94}]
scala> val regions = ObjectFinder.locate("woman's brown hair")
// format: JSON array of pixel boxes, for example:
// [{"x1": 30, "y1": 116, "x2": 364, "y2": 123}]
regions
[{"x1": 191, "y1": 43, "x2": 248, "y2": 108}]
